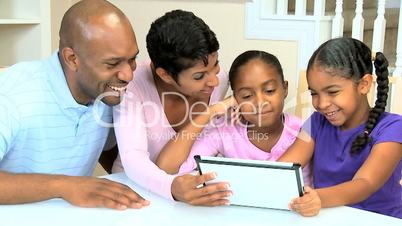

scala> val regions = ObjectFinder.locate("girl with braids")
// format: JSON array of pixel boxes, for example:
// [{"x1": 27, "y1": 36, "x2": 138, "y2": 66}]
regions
[{"x1": 279, "y1": 37, "x2": 402, "y2": 218}]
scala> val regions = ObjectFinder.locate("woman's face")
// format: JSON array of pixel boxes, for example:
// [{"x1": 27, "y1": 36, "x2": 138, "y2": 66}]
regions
[
  {"x1": 233, "y1": 59, "x2": 288, "y2": 128},
  {"x1": 172, "y1": 52, "x2": 220, "y2": 99}
]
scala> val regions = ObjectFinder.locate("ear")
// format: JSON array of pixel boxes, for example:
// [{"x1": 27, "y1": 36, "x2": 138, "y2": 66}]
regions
[
  {"x1": 359, "y1": 73, "x2": 373, "y2": 95},
  {"x1": 283, "y1": 80, "x2": 289, "y2": 98},
  {"x1": 155, "y1": 67, "x2": 177, "y2": 85},
  {"x1": 60, "y1": 47, "x2": 79, "y2": 72}
]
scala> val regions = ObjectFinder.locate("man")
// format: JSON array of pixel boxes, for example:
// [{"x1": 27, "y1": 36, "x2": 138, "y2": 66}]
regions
[{"x1": 0, "y1": 0, "x2": 148, "y2": 210}]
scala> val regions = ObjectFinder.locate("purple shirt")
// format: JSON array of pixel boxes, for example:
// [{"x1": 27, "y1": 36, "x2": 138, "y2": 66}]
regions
[{"x1": 303, "y1": 111, "x2": 402, "y2": 218}]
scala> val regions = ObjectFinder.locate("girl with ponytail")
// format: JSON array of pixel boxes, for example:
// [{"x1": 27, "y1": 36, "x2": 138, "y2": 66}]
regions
[{"x1": 279, "y1": 37, "x2": 402, "y2": 218}]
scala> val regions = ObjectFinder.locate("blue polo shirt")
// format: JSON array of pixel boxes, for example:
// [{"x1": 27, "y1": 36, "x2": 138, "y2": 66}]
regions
[{"x1": 0, "y1": 52, "x2": 112, "y2": 176}]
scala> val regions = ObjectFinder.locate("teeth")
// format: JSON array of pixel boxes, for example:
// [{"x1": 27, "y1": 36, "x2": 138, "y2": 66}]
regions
[
  {"x1": 326, "y1": 111, "x2": 337, "y2": 116},
  {"x1": 107, "y1": 84, "x2": 127, "y2": 92}
]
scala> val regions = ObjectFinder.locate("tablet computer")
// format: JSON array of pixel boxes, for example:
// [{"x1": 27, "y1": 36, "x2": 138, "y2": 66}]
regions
[{"x1": 194, "y1": 155, "x2": 304, "y2": 210}]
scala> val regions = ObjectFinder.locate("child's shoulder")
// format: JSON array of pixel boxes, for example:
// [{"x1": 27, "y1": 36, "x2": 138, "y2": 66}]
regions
[
  {"x1": 371, "y1": 112, "x2": 402, "y2": 143},
  {"x1": 284, "y1": 113, "x2": 302, "y2": 129},
  {"x1": 283, "y1": 113, "x2": 302, "y2": 138},
  {"x1": 375, "y1": 112, "x2": 402, "y2": 129}
]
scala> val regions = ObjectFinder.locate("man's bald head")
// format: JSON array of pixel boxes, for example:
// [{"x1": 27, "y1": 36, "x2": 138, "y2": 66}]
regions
[{"x1": 59, "y1": 0, "x2": 131, "y2": 52}]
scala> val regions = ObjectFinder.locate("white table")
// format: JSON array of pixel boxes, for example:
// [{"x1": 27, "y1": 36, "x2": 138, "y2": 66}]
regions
[{"x1": 0, "y1": 173, "x2": 400, "y2": 226}]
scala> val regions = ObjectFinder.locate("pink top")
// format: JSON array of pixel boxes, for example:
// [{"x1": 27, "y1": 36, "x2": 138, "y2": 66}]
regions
[
  {"x1": 112, "y1": 60, "x2": 229, "y2": 199},
  {"x1": 179, "y1": 113, "x2": 312, "y2": 186}
]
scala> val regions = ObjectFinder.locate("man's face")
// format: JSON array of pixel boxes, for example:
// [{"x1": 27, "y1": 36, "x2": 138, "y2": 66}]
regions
[{"x1": 73, "y1": 17, "x2": 139, "y2": 106}]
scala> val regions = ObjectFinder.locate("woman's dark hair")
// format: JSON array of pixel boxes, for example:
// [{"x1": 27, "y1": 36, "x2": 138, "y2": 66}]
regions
[
  {"x1": 307, "y1": 37, "x2": 389, "y2": 154},
  {"x1": 229, "y1": 50, "x2": 284, "y2": 91},
  {"x1": 146, "y1": 9, "x2": 219, "y2": 82}
]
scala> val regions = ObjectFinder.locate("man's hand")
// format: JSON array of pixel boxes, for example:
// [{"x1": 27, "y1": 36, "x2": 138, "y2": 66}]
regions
[
  {"x1": 289, "y1": 186, "x2": 321, "y2": 217},
  {"x1": 60, "y1": 176, "x2": 150, "y2": 210},
  {"x1": 171, "y1": 172, "x2": 232, "y2": 206}
]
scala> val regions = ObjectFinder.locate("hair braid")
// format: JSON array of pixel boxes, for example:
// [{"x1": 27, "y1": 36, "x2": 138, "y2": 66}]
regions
[{"x1": 350, "y1": 52, "x2": 389, "y2": 154}]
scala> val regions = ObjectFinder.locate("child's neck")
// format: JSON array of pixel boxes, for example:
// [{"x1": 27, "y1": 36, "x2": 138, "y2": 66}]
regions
[
  {"x1": 246, "y1": 116, "x2": 285, "y2": 153},
  {"x1": 340, "y1": 100, "x2": 371, "y2": 130}
]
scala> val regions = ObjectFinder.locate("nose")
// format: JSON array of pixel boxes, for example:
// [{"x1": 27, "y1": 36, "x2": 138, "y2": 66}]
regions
[
  {"x1": 255, "y1": 92, "x2": 269, "y2": 111},
  {"x1": 206, "y1": 73, "x2": 219, "y2": 88},
  {"x1": 117, "y1": 62, "x2": 135, "y2": 82},
  {"x1": 315, "y1": 95, "x2": 331, "y2": 110}
]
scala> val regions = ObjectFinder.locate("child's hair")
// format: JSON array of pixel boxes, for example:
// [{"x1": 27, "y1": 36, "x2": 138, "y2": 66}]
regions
[
  {"x1": 146, "y1": 9, "x2": 219, "y2": 82},
  {"x1": 307, "y1": 37, "x2": 389, "y2": 154},
  {"x1": 229, "y1": 50, "x2": 284, "y2": 90}
]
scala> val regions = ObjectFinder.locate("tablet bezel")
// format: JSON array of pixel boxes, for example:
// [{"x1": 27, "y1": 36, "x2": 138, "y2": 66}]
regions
[{"x1": 194, "y1": 155, "x2": 305, "y2": 209}]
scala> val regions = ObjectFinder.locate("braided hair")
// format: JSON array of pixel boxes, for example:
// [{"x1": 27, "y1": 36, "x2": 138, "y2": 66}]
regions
[{"x1": 307, "y1": 37, "x2": 390, "y2": 154}]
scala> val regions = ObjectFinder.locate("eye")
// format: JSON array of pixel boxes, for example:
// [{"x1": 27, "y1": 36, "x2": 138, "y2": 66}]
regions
[
  {"x1": 310, "y1": 91, "x2": 317, "y2": 96},
  {"x1": 241, "y1": 94, "x2": 252, "y2": 100},
  {"x1": 106, "y1": 62, "x2": 119, "y2": 69},
  {"x1": 264, "y1": 89, "x2": 275, "y2": 94},
  {"x1": 193, "y1": 73, "x2": 205, "y2": 80},
  {"x1": 128, "y1": 57, "x2": 136, "y2": 65},
  {"x1": 328, "y1": 90, "x2": 339, "y2": 95}
]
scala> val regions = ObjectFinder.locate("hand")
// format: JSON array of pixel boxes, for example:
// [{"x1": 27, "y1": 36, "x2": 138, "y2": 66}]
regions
[
  {"x1": 230, "y1": 103, "x2": 242, "y2": 125},
  {"x1": 60, "y1": 176, "x2": 150, "y2": 210},
  {"x1": 171, "y1": 172, "x2": 232, "y2": 206},
  {"x1": 209, "y1": 96, "x2": 237, "y2": 117},
  {"x1": 289, "y1": 186, "x2": 321, "y2": 217}
]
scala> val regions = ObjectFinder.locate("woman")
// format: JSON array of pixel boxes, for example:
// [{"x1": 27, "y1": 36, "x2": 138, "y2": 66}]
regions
[{"x1": 113, "y1": 10, "x2": 233, "y2": 206}]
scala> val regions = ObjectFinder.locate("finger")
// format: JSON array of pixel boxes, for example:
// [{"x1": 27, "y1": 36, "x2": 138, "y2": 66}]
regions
[
  {"x1": 201, "y1": 182, "x2": 231, "y2": 195},
  {"x1": 291, "y1": 199, "x2": 315, "y2": 213},
  {"x1": 291, "y1": 195, "x2": 320, "y2": 215},
  {"x1": 99, "y1": 196, "x2": 128, "y2": 210},
  {"x1": 81, "y1": 193, "x2": 128, "y2": 210},
  {"x1": 303, "y1": 186, "x2": 313, "y2": 193},
  {"x1": 100, "y1": 179, "x2": 149, "y2": 204},
  {"x1": 298, "y1": 206, "x2": 320, "y2": 217},
  {"x1": 223, "y1": 95, "x2": 236, "y2": 106},
  {"x1": 294, "y1": 195, "x2": 313, "y2": 205},
  {"x1": 93, "y1": 187, "x2": 138, "y2": 208},
  {"x1": 189, "y1": 190, "x2": 232, "y2": 206},
  {"x1": 96, "y1": 181, "x2": 150, "y2": 207},
  {"x1": 194, "y1": 172, "x2": 217, "y2": 185}
]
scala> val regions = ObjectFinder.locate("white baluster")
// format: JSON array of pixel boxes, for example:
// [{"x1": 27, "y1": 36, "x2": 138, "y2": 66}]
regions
[
  {"x1": 352, "y1": 0, "x2": 365, "y2": 40},
  {"x1": 393, "y1": 0, "x2": 402, "y2": 76},
  {"x1": 295, "y1": 0, "x2": 307, "y2": 16},
  {"x1": 314, "y1": 0, "x2": 326, "y2": 17},
  {"x1": 332, "y1": 0, "x2": 344, "y2": 38},
  {"x1": 276, "y1": 0, "x2": 288, "y2": 15},
  {"x1": 372, "y1": 0, "x2": 387, "y2": 53}
]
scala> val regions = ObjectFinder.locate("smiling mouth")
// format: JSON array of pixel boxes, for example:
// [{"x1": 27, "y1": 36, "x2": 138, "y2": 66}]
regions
[
  {"x1": 107, "y1": 84, "x2": 128, "y2": 93},
  {"x1": 324, "y1": 110, "x2": 340, "y2": 119},
  {"x1": 256, "y1": 110, "x2": 272, "y2": 115}
]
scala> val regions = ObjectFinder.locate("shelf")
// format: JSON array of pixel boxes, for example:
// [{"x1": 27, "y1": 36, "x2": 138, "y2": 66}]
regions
[{"x1": 0, "y1": 18, "x2": 41, "y2": 25}]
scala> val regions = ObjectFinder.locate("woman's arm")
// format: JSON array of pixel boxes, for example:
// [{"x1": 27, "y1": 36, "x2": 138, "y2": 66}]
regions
[
  {"x1": 177, "y1": 126, "x2": 223, "y2": 174},
  {"x1": 156, "y1": 97, "x2": 236, "y2": 174},
  {"x1": 114, "y1": 87, "x2": 176, "y2": 200}
]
